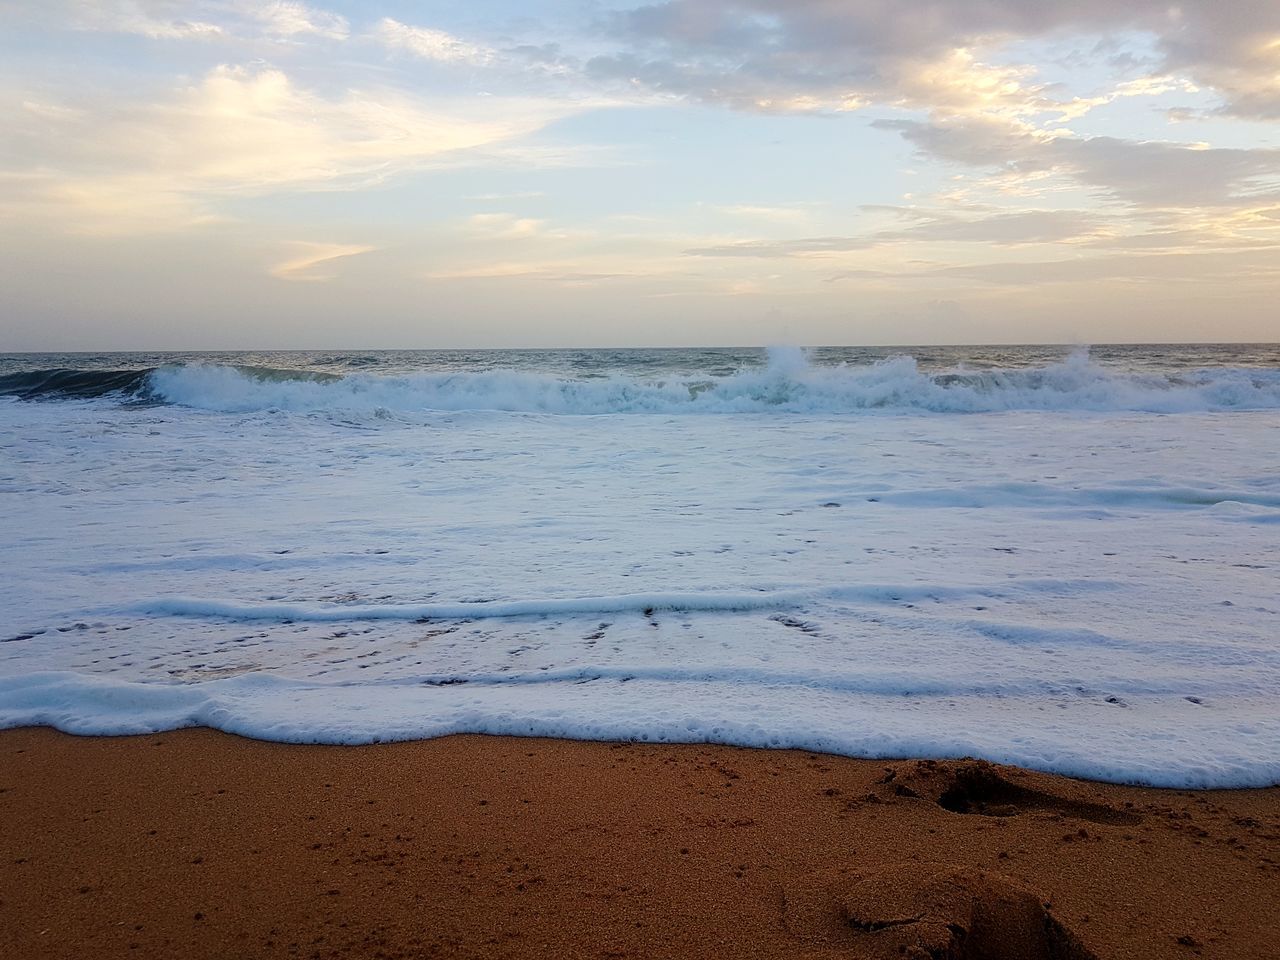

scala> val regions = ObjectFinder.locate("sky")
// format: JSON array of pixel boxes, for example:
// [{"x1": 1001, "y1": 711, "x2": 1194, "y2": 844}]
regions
[{"x1": 2, "y1": 0, "x2": 1279, "y2": 349}]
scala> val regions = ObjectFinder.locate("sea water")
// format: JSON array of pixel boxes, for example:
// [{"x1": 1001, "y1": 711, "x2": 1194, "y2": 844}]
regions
[{"x1": 1, "y1": 344, "x2": 1277, "y2": 787}]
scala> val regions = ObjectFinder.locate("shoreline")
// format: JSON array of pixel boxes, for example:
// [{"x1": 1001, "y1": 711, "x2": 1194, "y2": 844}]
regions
[{"x1": 1, "y1": 727, "x2": 1277, "y2": 959}]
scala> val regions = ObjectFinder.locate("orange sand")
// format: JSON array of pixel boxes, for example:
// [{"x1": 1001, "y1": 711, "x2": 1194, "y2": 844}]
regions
[{"x1": 1, "y1": 728, "x2": 1277, "y2": 959}]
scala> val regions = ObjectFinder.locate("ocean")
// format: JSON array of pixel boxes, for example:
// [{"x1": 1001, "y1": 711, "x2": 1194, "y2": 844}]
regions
[{"x1": 1, "y1": 344, "x2": 1277, "y2": 787}]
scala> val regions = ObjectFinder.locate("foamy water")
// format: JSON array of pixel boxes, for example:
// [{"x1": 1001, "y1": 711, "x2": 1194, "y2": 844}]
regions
[{"x1": 1, "y1": 346, "x2": 1277, "y2": 787}]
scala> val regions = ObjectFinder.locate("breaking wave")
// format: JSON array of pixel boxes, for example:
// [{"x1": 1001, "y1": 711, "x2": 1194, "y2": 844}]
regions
[{"x1": 4, "y1": 348, "x2": 1279, "y2": 414}]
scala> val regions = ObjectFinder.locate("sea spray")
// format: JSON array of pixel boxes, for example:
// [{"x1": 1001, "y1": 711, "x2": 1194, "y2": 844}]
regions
[{"x1": 5, "y1": 347, "x2": 1278, "y2": 413}]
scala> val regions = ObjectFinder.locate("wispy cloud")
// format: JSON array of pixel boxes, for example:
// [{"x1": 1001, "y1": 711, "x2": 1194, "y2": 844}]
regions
[
  {"x1": 880, "y1": 208, "x2": 1108, "y2": 245},
  {"x1": 372, "y1": 17, "x2": 495, "y2": 65},
  {"x1": 1, "y1": 65, "x2": 589, "y2": 232},
  {"x1": 61, "y1": 0, "x2": 225, "y2": 40},
  {"x1": 684, "y1": 208, "x2": 1109, "y2": 258},
  {"x1": 270, "y1": 241, "x2": 374, "y2": 281},
  {"x1": 466, "y1": 213, "x2": 545, "y2": 239},
  {"x1": 248, "y1": 1, "x2": 348, "y2": 40},
  {"x1": 709, "y1": 203, "x2": 815, "y2": 223},
  {"x1": 880, "y1": 117, "x2": 1280, "y2": 208},
  {"x1": 30, "y1": 0, "x2": 351, "y2": 43},
  {"x1": 463, "y1": 191, "x2": 548, "y2": 202},
  {"x1": 426, "y1": 259, "x2": 686, "y2": 286},
  {"x1": 933, "y1": 249, "x2": 1280, "y2": 286},
  {"x1": 685, "y1": 237, "x2": 873, "y2": 258}
]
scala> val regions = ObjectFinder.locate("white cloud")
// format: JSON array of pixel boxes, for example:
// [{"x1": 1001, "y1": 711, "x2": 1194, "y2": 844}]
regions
[
  {"x1": 248, "y1": 1, "x2": 348, "y2": 40},
  {"x1": 270, "y1": 242, "x2": 374, "y2": 281},
  {"x1": 467, "y1": 213, "x2": 545, "y2": 239},
  {"x1": 933, "y1": 250, "x2": 1280, "y2": 286},
  {"x1": 20, "y1": 99, "x2": 85, "y2": 122},
  {"x1": 426, "y1": 262, "x2": 546, "y2": 280},
  {"x1": 0, "y1": 65, "x2": 588, "y2": 232},
  {"x1": 881, "y1": 208, "x2": 1107, "y2": 244},
  {"x1": 0, "y1": 170, "x2": 226, "y2": 234},
  {"x1": 710, "y1": 203, "x2": 814, "y2": 222},
  {"x1": 64, "y1": 0, "x2": 225, "y2": 39},
  {"x1": 887, "y1": 49, "x2": 1048, "y2": 120},
  {"x1": 683, "y1": 208, "x2": 1108, "y2": 259},
  {"x1": 462, "y1": 191, "x2": 548, "y2": 201},
  {"x1": 685, "y1": 236, "x2": 873, "y2": 258},
  {"x1": 373, "y1": 18, "x2": 495, "y2": 65},
  {"x1": 425, "y1": 259, "x2": 684, "y2": 286},
  {"x1": 28, "y1": 1, "x2": 350, "y2": 43}
]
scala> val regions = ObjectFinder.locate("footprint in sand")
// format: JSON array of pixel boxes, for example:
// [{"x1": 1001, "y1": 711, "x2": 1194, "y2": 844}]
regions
[
  {"x1": 870, "y1": 759, "x2": 1142, "y2": 826},
  {"x1": 784, "y1": 863, "x2": 1098, "y2": 959}
]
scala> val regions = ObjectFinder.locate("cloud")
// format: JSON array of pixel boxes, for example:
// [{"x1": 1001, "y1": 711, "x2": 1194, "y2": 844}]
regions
[
  {"x1": 1055, "y1": 75, "x2": 1200, "y2": 122},
  {"x1": 30, "y1": 1, "x2": 351, "y2": 43},
  {"x1": 248, "y1": 1, "x2": 348, "y2": 40},
  {"x1": 59, "y1": 0, "x2": 225, "y2": 40},
  {"x1": 270, "y1": 242, "x2": 374, "y2": 281},
  {"x1": 0, "y1": 170, "x2": 225, "y2": 234},
  {"x1": 426, "y1": 262, "x2": 547, "y2": 280},
  {"x1": 881, "y1": 208, "x2": 1107, "y2": 244},
  {"x1": 710, "y1": 203, "x2": 814, "y2": 222},
  {"x1": 590, "y1": 1, "x2": 1092, "y2": 115},
  {"x1": 25, "y1": 1, "x2": 1280, "y2": 124},
  {"x1": 462, "y1": 191, "x2": 548, "y2": 202},
  {"x1": 686, "y1": 208, "x2": 1108, "y2": 258},
  {"x1": 816, "y1": 246, "x2": 1280, "y2": 291},
  {"x1": 934, "y1": 249, "x2": 1280, "y2": 286},
  {"x1": 372, "y1": 18, "x2": 495, "y2": 65},
  {"x1": 368, "y1": 17, "x2": 616, "y2": 95},
  {"x1": 584, "y1": 2, "x2": 1280, "y2": 218},
  {"x1": 0, "y1": 65, "x2": 587, "y2": 232},
  {"x1": 685, "y1": 237, "x2": 872, "y2": 258},
  {"x1": 598, "y1": 1, "x2": 1280, "y2": 119},
  {"x1": 882, "y1": 117, "x2": 1280, "y2": 207},
  {"x1": 425, "y1": 260, "x2": 675, "y2": 286},
  {"x1": 872, "y1": 115, "x2": 1047, "y2": 169},
  {"x1": 1058, "y1": 137, "x2": 1280, "y2": 207},
  {"x1": 466, "y1": 213, "x2": 545, "y2": 239},
  {"x1": 1157, "y1": 5, "x2": 1280, "y2": 120}
]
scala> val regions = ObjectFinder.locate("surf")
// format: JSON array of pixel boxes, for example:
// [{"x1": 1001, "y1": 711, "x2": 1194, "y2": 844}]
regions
[{"x1": 5, "y1": 348, "x2": 1279, "y2": 414}]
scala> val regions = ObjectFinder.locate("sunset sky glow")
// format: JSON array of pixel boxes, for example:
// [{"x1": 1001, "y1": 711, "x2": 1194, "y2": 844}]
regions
[{"x1": 3, "y1": 0, "x2": 1280, "y2": 348}]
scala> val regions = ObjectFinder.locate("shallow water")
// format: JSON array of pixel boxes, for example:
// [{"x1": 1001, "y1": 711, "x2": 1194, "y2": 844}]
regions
[{"x1": 1, "y1": 345, "x2": 1277, "y2": 787}]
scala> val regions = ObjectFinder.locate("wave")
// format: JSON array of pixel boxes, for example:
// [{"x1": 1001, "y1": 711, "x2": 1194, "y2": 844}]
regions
[
  {"x1": 124, "y1": 579, "x2": 1124, "y2": 624},
  {"x1": 0, "y1": 364, "x2": 337, "y2": 404},
  {"x1": 0, "y1": 367, "x2": 156, "y2": 401},
  {"x1": 4, "y1": 348, "x2": 1279, "y2": 413},
  {"x1": 131, "y1": 589, "x2": 811, "y2": 622},
  {"x1": 5, "y1": 670, "x2": 1277, "y2": 787}
]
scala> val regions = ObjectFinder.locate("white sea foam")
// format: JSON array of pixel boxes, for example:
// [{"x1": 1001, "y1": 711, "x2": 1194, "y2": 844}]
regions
[
  {"x1": 143, "y1": 349, "x2": 1280, "y2": 414},
  {"x1": 1, "y1": 360, "x2": 1277, "y2": 788},
  {"x1": 131, "y1": 590, "x2": 812, "y2": 621},
  {"x1": 3, "y1": 671, "x2": 1276, "y2": 788},
  {"x1": 127, "y1": 581, "x2": 1120, "y2": 622}
]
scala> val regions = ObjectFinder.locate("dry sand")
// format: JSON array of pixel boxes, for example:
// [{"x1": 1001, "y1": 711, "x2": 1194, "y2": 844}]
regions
[{"x1": 0, "y1": 728, "x2": 1277, "y2": 959}]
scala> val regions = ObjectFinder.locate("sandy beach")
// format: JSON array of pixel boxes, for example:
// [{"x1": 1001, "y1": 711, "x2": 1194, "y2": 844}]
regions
[{"x1": 1, "y1": 729, "x2": 1276, "y2": 959}]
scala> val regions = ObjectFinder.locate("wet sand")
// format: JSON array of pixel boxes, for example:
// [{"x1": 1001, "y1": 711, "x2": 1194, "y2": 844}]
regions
[{"x1": 0, "y1": 728, "x2": 1276, "y2": 959}]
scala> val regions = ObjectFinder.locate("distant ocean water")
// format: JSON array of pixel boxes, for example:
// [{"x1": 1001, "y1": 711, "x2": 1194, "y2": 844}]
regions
[{"x1": 1, "y1": 344, "x2": 1277, "y2": 787}]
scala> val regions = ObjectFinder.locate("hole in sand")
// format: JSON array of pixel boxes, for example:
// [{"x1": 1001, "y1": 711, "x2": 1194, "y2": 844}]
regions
[{"x1": 934, "y1": 765, "x2": 1140, "y2": 826}]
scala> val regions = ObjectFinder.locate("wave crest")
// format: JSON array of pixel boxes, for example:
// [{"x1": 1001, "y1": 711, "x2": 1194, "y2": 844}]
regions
[{"x1": 5, "y1": 349, "x2": 1279, "y2": 414}]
